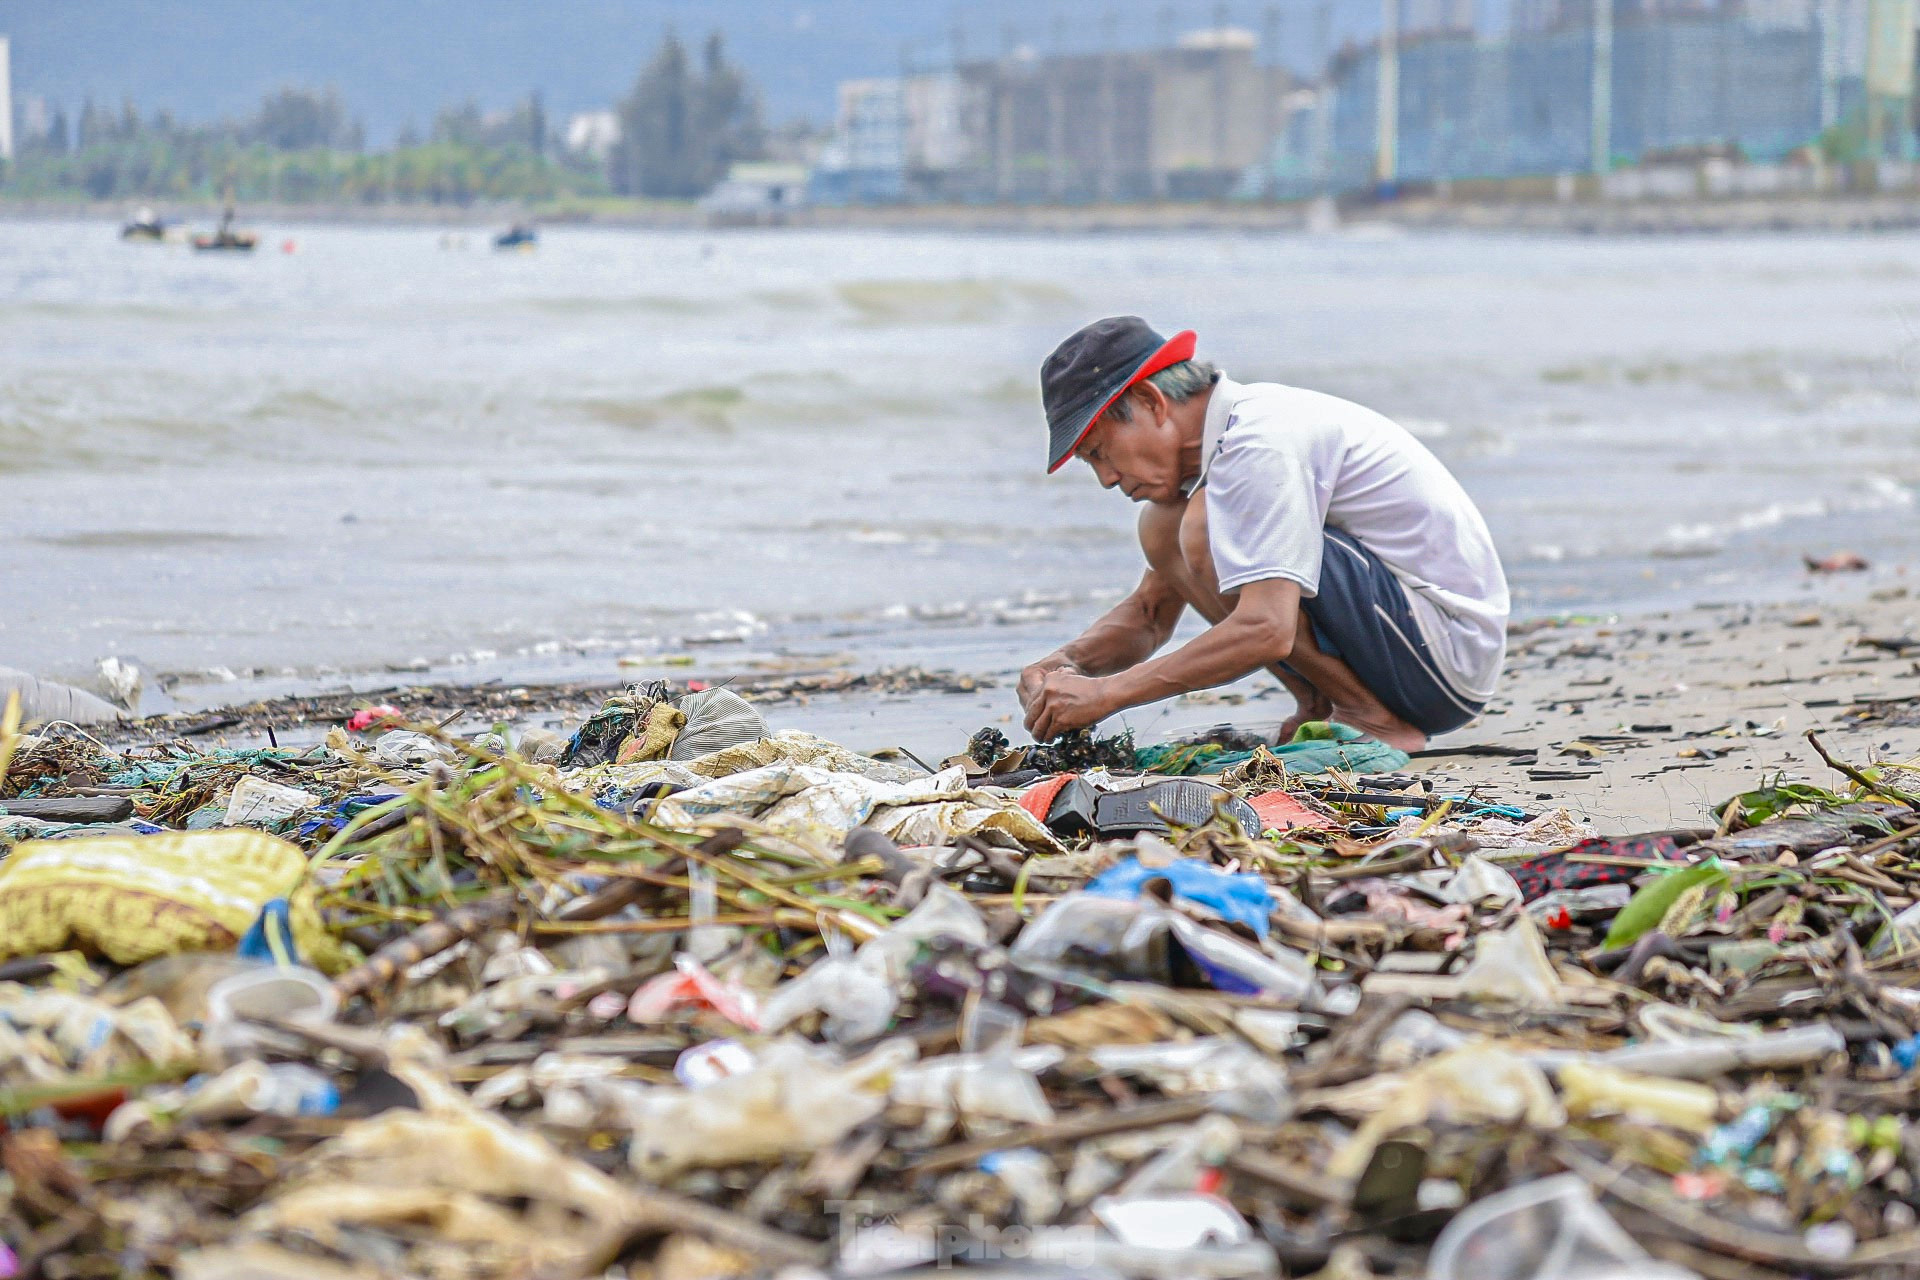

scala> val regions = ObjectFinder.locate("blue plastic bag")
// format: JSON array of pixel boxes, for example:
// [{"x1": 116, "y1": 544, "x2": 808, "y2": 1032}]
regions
[{"x1": 1086, "y1": 856, "x2": 1273, "y2": 939}]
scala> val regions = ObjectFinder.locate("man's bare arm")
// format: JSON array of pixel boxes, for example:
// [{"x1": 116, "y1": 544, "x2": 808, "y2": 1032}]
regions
[
  {"x1": 1102, "y1": 578, "x2": 1300, "y2": 709},
  {"x1": 1058, "y1": 567, "x2": 1189, "y2": 675},
  {"x1": 1025, "y1": 578, "x2": 1302, "y2": 738},
  {"x1": 1018, "y1": 568, "x2": 1187, "y2": 712}
]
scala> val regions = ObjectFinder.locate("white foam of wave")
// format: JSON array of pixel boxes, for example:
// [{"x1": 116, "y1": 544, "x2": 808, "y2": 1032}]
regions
[{"x1": 1647, "y1": 478, "x2": 1911, "y2": 559}]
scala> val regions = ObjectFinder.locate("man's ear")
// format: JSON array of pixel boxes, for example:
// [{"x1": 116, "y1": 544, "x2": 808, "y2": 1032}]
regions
[{"x1": 1133, "y1": 380, "x2": 1172, "y2": 425}]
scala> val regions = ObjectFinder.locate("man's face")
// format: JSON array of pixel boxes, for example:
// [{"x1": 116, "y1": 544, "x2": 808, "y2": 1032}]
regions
[{"x1": 1073, "y1": 388, "x2": 1183, "y2": 504}]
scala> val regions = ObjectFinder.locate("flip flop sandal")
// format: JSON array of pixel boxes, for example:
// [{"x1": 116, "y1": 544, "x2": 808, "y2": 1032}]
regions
[{"x1": 1046, "y1": 776, "x2": 1261, "y2": 839}]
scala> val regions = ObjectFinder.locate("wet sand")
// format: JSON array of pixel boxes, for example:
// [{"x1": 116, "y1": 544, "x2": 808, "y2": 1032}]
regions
[{"x1": 1417, "y1": 583, "x2": 1920, "y2": 830}]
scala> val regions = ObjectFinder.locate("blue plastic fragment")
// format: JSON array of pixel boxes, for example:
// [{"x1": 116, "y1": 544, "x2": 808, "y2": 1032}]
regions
[
  {"x1": 1086, "y1": 856, "x2": 1273, "y2": 939},
  {"x1": 238, "y1": 898, "x2": 300, "y2": 968},
  {"x1": 297, "y1": 791, "x2": 403, "y2": 839},
  {"x1": 1894, "y1": 1036, "x2": 1920, "y2": 1071}
]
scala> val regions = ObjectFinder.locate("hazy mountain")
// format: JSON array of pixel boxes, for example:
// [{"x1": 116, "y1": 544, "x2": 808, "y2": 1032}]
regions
[{"x1": 3, "y1": 0, "x2": 1360, "y2": 140}]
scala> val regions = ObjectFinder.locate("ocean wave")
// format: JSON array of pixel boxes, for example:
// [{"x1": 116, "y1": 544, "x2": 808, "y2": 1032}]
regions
[
  {"x1": 0, "y1": 300, "x2": 213, "y2": 323},
  {"x1": 1651, "y1": 483, "x2": 1910, "y2": 557},
  {"x1": 835, "y1": 278, "x2": 1075, "y2": 325},
  {"x1": 561, "y1": 372, "x2": 945, "y2": 434},
  {"x1": 1538, "y1": 350, "x2": 1891, "y2": 401},
  {"x1": 520, "y1": 294, "x2": 725, "y2": 317},
  {"x1": 801, "y1": 517, "x2": 1121, "y2": 548},
  {"x1": 244, "y1": 388, "x2": 350, "y2": 421},
  {"x1": 28, "y1": 529, "x2": 265, "y2": 551}
]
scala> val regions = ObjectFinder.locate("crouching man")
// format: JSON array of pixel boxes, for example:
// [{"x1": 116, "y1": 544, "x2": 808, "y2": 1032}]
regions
[{"x1": 1019, "y1": 316, "x2": 1508, "y2": 752}]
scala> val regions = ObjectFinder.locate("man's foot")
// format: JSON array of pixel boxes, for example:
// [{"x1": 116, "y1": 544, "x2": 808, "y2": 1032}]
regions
[
  {"x1": 1278, "y1": 698, "x2": 1333, "y2": 745},
  {"x1": 1271, "y1": 667, "x2": 1332, "y2": 744},
  {"x1": 1329, "y1": 703, "x2": 1427, "y2": 753}
]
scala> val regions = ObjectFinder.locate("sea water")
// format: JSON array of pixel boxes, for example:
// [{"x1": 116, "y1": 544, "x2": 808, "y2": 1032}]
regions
[{"x1": 3, "y1": 218, "x2": 1918, "y2": 704}]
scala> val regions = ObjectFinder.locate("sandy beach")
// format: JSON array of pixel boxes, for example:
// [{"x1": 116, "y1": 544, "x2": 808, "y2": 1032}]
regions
[{"x1": 105, "y1": 573, "x2": 1920, "y2": 834}]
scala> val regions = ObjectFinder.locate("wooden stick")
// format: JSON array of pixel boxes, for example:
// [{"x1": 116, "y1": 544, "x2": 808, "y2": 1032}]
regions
[
  {"x1": 905, "y1": 1096, "x2": 1213, "y2": 1174},
  {"x1": 1806, "y1": 730, "x2": 1920, "y2": 812},
  {"x1": 331, "y1": 891, "x2": 519, "y2": 1002}
]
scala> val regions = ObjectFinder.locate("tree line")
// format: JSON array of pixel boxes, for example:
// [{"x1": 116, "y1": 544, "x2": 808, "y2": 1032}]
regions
[{"x1": 2, "y1": 30, "x2": 767, "y2": 205}]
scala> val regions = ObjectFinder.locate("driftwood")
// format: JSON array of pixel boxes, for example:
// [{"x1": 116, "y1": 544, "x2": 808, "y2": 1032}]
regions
[{"x1": 0, "y1": 796, "x2": 136, "y2": 824}]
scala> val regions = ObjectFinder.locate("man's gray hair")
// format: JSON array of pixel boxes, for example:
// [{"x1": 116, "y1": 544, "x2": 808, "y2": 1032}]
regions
[{"x1": 1100, "y1": 360, "x2": 1220, "y2": 423}]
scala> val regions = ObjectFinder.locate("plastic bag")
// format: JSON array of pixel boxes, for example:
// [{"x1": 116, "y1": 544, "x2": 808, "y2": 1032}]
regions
[
  {"x1": 613, "y1": 701, "x2": 685, "y2": 763},
  {"x1": 870, "y1": 795, "x2": 1065, "y2": 853},
  {"x1": 1092, "y1": 1190, "x2": 1252, "y2": 1250},
  {"x1": 1440, "y1": 855, "x2": 1523, "y2": 906},
  {"x1": 1086, "y1": 856, "x2": 1275, "y2": 937},
  {"x1": 222, "y1": 777, "x2": 320, "y2": 828},
  {"x1": 0, "y1": 984, "x2": 195, "y2": 1079},
  {"x1": 981, "y1": 1148, "x2": 1063, "y2": 1223},
  {"x1": 890, "y1": 1048, "x2": 1059, "y2": 1131},
  {"x1": 371, "y1": 730, "x2": 459, "y2": 769},
  {"x1": 1331, "y1": 1044, "x2": 1564, "y2": 1180},
  {"x1": 1457, "y1": 915, "x2": 1562, "y2": 1007},
  {"x1": 0, "y1": 667, "x2": 125, "y2": 726},
  {"x1": 0, "y1": 830, "x2": 350, "y2": 973},
  {"x1": 624, "y1": 953, "x2": 762, "y2": 1028},
  {"x1": 669, "y1": 688, "x2": 768, "y2": 761},
  {"x1": 235, "y1": 1091, "x2": 638, "y2": 1276},
  {"x1": 758, "y1": 956, "x2": 898, "y2": 1042},
  {"x1": 857, "y1": 883, "x2": 990, "y2": 985},
  {"x1": 654, "y1": 761, "x2": 958, "y2": 831},
  {"x1": 1091, "y1": 1038, "x2": 1288, "y2": 1113},
  {"x1": 1375, "y1": 1009, "x2": 1470, "y2": 1068},
  {"x1": 621, "y1": 1037, "x2": 913, "y2": 1178},
  {"x1": 1869, "y1": 900, "x2": 1920, "y2": 959},
  {"x1": 1590, "y1": 1023, "x2": 1843, "y2": 1078},
  {"x1": 1012, "y1": 892, "x2": 1316, "y2": 1001}
]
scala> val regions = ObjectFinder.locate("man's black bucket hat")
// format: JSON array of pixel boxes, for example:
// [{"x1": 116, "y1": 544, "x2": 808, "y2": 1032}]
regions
[{"x1": 1041, "y1": 316, "x2": 1197, "y2": 473}]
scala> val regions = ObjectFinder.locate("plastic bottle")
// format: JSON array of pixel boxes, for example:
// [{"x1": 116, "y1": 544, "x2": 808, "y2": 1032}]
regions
[{"x1": 1598, "y1": 1024, "x2": 1842, "y2": 1078}]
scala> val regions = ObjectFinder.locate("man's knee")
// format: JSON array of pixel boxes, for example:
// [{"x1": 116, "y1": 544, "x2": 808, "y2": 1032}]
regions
[
  {"x1": 1178, "y1": 495, "x2": 1212, "y2": 587},
  {"x1": 1137, "y1": 500, "x2": 1186, "y2": 577},
  {"x1": 1177, "y1": 493, "x2": 1231, "y2": 618}
]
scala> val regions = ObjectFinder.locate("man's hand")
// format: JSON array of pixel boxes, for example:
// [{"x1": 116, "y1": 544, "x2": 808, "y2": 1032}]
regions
[
  {"x1": 1024, "y1": 670, "x2": 1115, "y2": 740},
  {"x1": 1017, "y1": 653, "x2": 1081, "y2": 713}
]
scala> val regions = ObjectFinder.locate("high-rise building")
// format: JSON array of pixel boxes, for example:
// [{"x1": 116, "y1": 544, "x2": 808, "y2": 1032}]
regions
[{"x1": 0, "y1": 36, "x2": 14, "y2": 163}]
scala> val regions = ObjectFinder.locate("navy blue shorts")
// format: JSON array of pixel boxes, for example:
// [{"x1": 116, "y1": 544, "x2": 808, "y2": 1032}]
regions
[{"x1": 1282, "y1": 528, "x2": 1486, "y2": 737}]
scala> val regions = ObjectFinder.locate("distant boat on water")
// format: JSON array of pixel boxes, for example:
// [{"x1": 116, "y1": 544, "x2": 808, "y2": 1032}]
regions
[
  {"x1": 193, "y1": 198, "x2": 258, "y2": 253},
  {"x1": 120, "y1": 207, "x2": 173, "y2": 242},
  {"x1": 494, "y1": 223, "x2": 538, "y2": 250}
]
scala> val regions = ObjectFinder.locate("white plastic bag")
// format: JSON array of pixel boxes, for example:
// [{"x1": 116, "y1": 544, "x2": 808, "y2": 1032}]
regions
[
  {"x1": 758, "y1": 957, "x2": 899, "y2": 1042},
  {"x1": 1458, "y1": 915, "x2": 1562, "y2": 1006},
  {"x1": 0, "y1": 667, "x2": 124, "y2": 725}
]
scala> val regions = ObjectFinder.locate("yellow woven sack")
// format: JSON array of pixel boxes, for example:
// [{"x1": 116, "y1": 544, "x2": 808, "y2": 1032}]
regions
[
  {"x1": 0, "y1": 830, "x2": 349, "y2": 973},
  {"x1": 615, "y1": 702, "x2": 687, "y2": 764}
]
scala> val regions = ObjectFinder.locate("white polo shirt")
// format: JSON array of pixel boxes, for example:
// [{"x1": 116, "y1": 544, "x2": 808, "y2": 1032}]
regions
[{"x1": 1197, "y1": 375, "x2": 1509, "y2": 704}]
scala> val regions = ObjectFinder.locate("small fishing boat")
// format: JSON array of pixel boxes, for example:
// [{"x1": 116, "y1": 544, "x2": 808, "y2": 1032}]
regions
[
  {"x1": 494, "y1": 223, "x2": 538, "y2": 250},
  {"x1": 193, "y1": 198, "x2": 258, "y2": 253},
  {"x1": 120, "y1": 207, "x2": 170, "y2": 242}
]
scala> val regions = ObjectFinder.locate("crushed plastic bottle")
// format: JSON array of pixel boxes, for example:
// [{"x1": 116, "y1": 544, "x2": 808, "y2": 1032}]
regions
[{"x1": 1428, "y1": 1173, "x2": 1704, "y2": 1280}]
